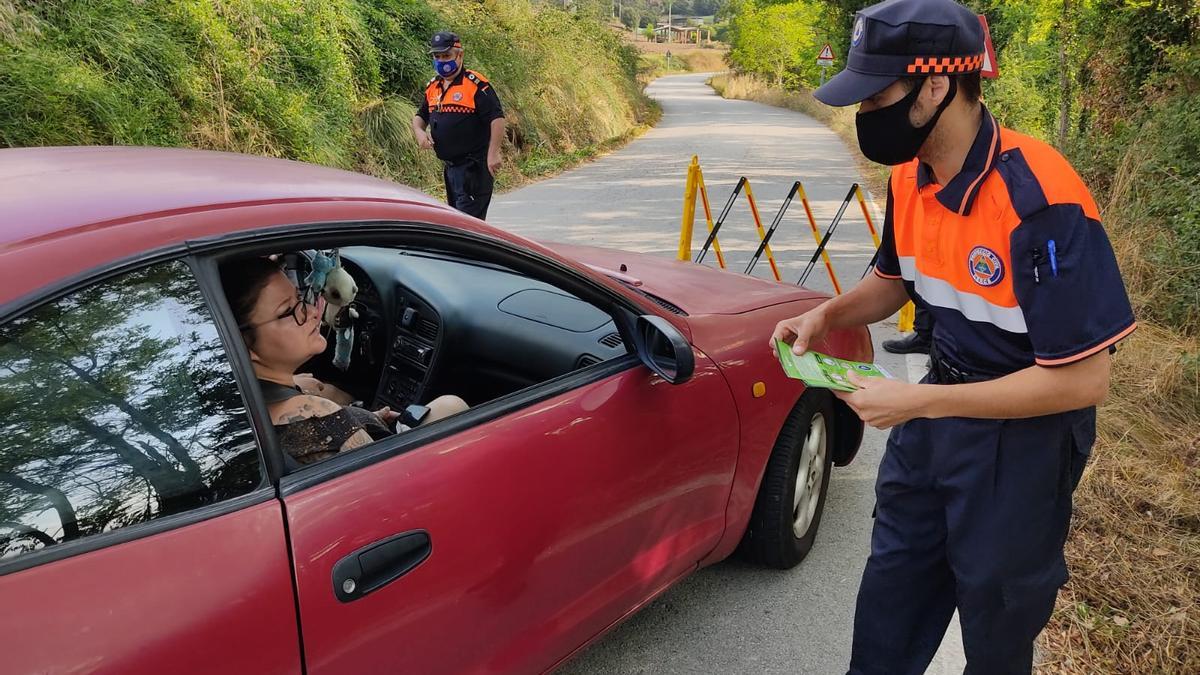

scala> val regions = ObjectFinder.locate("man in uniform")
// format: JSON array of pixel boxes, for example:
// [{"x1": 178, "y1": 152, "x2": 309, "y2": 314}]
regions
[
  {"x1": 770, "y1": 0, "x2": 1136, "y2": 672},
  {"x1": 412, "y1": 31, "x2": 506, "y2": 219}
]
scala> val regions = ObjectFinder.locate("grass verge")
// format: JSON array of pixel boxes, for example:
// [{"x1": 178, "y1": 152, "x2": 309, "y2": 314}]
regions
[
  {"x1": 637, "y1": 46, "x2": 729, "y2": 84},
  {"x1": 0, "y1": 0, "x2": 658, "y2": 200}
]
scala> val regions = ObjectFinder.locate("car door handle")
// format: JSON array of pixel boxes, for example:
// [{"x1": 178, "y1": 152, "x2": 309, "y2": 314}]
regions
[{"x1": 332, "y1": 530, "x2": 432, "y2": 603}]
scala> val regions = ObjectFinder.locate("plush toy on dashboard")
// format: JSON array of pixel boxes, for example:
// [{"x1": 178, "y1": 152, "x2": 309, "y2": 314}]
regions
[
  {"x1": 302, "y1": 252, "x2": 335, "y2": 306},
  {"x1": 321, "y1": 252, "x2": 359, "y2": 326},
  {"x1": 304, "y1": 250, "x2": 359, "y2": 371}
]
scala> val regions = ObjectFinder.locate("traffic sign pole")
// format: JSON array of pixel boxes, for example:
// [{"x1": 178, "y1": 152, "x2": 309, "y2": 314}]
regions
[{"x1": 816, "y1": 42, "x2": 835, "y2": 84}]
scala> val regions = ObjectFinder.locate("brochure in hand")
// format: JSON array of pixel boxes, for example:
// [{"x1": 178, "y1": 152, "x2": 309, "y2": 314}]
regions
[{"x1": 773, "y1": 339, "x2": 893, "y2": 392}]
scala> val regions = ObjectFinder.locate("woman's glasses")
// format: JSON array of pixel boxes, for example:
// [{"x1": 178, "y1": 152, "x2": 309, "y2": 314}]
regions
[{"x1": 239, "y1": 295, "x2": 318, "y2": 331}]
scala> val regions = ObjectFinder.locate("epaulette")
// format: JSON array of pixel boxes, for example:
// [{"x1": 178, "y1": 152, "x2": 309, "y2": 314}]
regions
[
  {"x1": 465, "y1": 70, "x2": 489, "y2": 85},
  {"x1": 425, "y1": 76, "x2": 439, "y2": 89}
]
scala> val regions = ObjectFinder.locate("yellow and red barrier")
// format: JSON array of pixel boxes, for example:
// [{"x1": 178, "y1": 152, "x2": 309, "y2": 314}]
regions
[
  {"x1": 677, "y1": 156, "x2": 726, "y2": 269},
  {"x1": 681, "y1": 160, "x2": 917, "y2": 331}
]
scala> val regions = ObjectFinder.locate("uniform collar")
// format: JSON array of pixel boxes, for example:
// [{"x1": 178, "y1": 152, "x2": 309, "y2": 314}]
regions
[{"x1": 916, "y1": 106, "x2": 1000, "y2": 217}]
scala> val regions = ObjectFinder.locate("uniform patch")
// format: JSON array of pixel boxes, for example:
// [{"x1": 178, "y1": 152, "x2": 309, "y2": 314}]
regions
[
  {"x1": 967, "y1": 246, "x2": 1004, "y2": 286},
  {"x1": 852, "y1": 16, "x2": 865, "y2": 47},
  {"x1": 452, "y1": 92, "x2": 463, "y2": 102}
]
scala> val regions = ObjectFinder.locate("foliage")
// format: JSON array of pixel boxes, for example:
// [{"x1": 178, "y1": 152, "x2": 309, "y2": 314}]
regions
[
  {"x1": 725, "y1": 0, "x2": 824, "y2": 87},
  {"x1": 0, "y1": 0, "x2": 655, "y2": 192}
]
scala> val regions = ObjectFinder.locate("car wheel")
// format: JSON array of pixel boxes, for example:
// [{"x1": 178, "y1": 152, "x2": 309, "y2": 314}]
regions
[{"x1": 741, "y1": 390, "x2": 836, "y2": 569}]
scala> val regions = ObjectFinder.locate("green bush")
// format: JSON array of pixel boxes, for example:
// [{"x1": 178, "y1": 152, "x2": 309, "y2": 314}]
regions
[{"x1": 0, "y1": 0, "x2": 653, "y2": 191}]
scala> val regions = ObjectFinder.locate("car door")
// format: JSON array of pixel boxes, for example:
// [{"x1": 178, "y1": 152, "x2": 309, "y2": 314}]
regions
[
  {"x1": 0, "y1": 260, "x2": 300, "y2": 674},
  {"x1": 280, "y1": 312, "x2": 738, "y2": 672}
]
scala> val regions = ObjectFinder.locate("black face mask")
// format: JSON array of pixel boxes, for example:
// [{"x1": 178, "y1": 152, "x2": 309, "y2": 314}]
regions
[{"x1": 856, "y1": 78, "x2": 957, "y2": 166}]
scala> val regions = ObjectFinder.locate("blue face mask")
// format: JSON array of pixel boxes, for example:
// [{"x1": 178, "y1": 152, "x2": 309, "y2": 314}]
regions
[{"x1": 434, "y1": 58, "x2": 459, "y2": 78}]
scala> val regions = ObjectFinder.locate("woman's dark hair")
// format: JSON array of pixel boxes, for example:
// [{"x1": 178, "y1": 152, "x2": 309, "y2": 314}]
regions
[{"x1": 219, "y1": 257, "x2": 284, "y2": 345}]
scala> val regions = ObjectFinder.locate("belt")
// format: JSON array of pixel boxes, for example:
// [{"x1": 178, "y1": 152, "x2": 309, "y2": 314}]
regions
[{"x1": 927, "y1": 344, "x2": 999, "y2": 385}]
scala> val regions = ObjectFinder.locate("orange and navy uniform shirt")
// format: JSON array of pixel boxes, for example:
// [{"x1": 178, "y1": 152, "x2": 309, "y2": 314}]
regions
[
  {"x1": 417, "y1": 69, "x2": 504, "y2": 163},
  {"x1": 874, "y1": 106, "x2": 1136, "y2": 376}
]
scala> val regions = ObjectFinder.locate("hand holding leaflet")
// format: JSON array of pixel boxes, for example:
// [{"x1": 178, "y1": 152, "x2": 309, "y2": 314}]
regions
[{"x1": 774, "y1": 339, "x2": 893, "y2": 392}]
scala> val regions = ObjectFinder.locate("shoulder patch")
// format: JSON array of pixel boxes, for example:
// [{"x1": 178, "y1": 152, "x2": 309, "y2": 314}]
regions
[{"x1": 466, "y1": 70, "x2": 489, "y2": 84}]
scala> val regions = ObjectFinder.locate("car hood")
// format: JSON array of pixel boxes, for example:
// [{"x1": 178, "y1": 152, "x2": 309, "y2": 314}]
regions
[{"x1": 545, "y1": 243, "x2": 826, "y2": 315}]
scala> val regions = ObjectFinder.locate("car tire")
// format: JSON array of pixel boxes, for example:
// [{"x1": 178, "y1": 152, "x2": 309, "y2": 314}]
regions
[{"x1": 741, "y1": 390, "x2": 836, "y2": 569}]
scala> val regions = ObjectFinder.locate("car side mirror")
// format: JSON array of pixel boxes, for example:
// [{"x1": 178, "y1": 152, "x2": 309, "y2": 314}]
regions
[{"x1": 632, "y1": 315, "x2": 695, "y2": 384}]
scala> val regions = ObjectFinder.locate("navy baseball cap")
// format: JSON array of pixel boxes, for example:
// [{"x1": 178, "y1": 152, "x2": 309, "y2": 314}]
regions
[
  {"x1": 428, "y1": 31, "x2": 462, "y2": 54},
  {"x1": 814, "y1": 0, "x2": 985, "y2": 107}
]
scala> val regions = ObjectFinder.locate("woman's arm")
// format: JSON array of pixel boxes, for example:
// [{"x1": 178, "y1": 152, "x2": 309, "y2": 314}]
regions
[{"x1": 272, "y1": 394, "x2": 374, "y2": 451}]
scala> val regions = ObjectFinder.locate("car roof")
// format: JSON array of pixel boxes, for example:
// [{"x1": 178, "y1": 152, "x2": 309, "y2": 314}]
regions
[{"x1": 0, "y1": 146, "x2": 449, "y2": 249}]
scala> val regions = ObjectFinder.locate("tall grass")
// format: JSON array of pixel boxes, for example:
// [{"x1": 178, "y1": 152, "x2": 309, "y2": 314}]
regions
[{"x1": 0, "y1": 0, "x2": 655, "y2": 192}]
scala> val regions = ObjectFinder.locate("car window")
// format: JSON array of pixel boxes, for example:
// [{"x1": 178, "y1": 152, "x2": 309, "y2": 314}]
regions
[{"x1": 0, "y1": 261, "x2": 261, "y2": 562}]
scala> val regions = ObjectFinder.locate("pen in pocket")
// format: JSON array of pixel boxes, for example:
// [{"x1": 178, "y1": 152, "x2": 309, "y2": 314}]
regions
[{"x1": 1047, "y1": 239, "x2": 1059, "y2": 277}]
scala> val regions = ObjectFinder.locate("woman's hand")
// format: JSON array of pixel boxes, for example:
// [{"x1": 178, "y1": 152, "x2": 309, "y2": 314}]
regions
[{"x1": 374, "y1": 406, "x2": 401, "y2": 427}]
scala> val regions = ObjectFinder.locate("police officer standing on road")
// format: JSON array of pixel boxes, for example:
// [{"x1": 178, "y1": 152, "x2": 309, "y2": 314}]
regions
[
  {"x1": 771, "y1": 0, "x2": 1136, "y2": 673},
  {"x1": 412, "y1": 31, "x2": 506, "y2": 220}
]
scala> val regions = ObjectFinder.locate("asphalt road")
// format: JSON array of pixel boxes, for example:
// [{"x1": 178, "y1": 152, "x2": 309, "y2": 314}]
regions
[{"x1": 489, "y1": 73, "x2": 965, "y2": 675}]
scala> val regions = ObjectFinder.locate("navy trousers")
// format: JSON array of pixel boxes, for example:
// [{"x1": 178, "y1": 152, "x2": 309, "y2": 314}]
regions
[
  {"x1": 443, "y1": 154, "x2": 493, "y2": 220},
  {"x1": 848, "y1": 403, "x2": 1095, "y2": 675}
]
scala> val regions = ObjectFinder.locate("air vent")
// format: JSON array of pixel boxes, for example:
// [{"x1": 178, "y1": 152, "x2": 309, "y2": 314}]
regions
[
  {"x1": 645, "y1": 292, "x2": 687, "y2": 316},
  {"x1": 576, "y1": 354, "x2": 601, "y2": 368},
  {"x1": 416, "y1": 318, "x2": 439, "y2": 343},
  {"x1": 599, "y1": 332, "x2": 624, "y2": 349}
]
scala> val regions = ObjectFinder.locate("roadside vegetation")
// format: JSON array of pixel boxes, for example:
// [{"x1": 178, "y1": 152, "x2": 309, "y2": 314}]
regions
[
  {"x1": 0, "y1": 0, "x2": 658, "y2": 195},
  {"x1": 717, "y1": 1, "x2": 1199, "y2": 671}
]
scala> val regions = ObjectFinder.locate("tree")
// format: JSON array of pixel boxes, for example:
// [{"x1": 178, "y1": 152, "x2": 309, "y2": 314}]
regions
[{"x1": 728, "y1": 0, "x2": 824, "y2": 87}]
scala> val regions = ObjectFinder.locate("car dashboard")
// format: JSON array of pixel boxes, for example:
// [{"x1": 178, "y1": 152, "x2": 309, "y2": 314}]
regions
[{"x1": 332, "y1": 247, "x2": 628, "y2": 410}]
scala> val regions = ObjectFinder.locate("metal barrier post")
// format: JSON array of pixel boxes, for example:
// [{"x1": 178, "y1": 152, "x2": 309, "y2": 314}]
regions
[
  {"x1": 697, "y1": 176, "x2": 745, "y2": 264},
  {"x1": 743, "y1": 180, "x2": 782, "y2": 281},
  {"x1": 677, "y1": 157, "x2": 699, "y2": 261},
  {"x1": 695, "y1": 165, "x2": 726, "y2": 269},
  {"x1": 854, "y1": 184, "x2": 881, "y2": 249},
  {"x1": 746, "y1": 181, "x2": 800, "y2": 275},
  {"x1": 797, "y1": 182, "x2": 843, "y2": 295},
  {"x1": 798, "y1": 184, "x2": 857, "y2": 287}
]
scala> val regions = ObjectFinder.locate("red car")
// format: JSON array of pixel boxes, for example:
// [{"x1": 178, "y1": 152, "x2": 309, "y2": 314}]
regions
[{"x1": 0, "y1": 147, "x2": 871, "y2": 674}]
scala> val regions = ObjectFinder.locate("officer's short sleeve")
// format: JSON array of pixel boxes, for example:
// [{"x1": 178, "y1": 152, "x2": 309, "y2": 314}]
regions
[
  {"x1": 417, "y1": 96, "x2": 430, "y2": 122},
  {"x1": 873, "y1": 178, "x2": 902, "y2": 280},
  {"x1": 474, "y1": 81, "x2": 504, "y2": 123},
  {"x1": 1010, "y1": 205, "x2": 1136, "y2": 366}
]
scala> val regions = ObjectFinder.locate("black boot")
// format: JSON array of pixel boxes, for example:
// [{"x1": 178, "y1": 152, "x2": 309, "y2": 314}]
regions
[{"x1": 882, "y1": 332, "x2": 931, "y2": 355}]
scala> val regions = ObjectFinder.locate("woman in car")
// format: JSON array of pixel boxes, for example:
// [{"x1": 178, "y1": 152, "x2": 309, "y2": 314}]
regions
[{"x1": 221, "y1": 257, "x2": 467, "y2": 464}]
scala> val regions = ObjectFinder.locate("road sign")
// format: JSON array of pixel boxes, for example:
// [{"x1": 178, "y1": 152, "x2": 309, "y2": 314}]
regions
[
  {"x1": 978, "y1": 15, "x2": 999, "y2": 79},
  {"x1": 817, "y1": 42, "x2": 835, "y2": 67}
]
